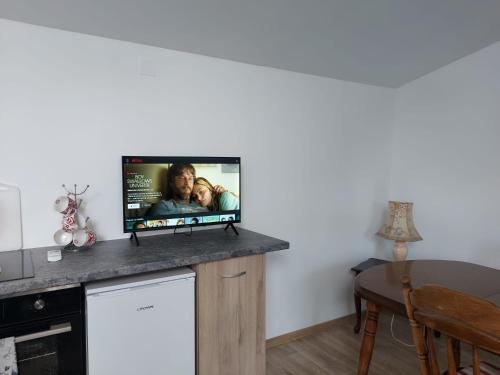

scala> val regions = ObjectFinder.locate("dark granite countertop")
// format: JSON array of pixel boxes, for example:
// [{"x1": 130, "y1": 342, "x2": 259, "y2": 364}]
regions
[{"x1": 0, "y1": 228, "x2": 289, "y2": 299}]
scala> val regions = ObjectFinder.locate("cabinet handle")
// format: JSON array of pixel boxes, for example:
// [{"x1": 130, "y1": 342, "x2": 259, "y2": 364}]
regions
[{"x1": 221, "y1": 271, "x2": 246, "y2": 279}]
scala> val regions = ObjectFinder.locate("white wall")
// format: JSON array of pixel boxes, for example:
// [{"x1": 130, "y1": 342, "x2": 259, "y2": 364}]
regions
[
  {"x1": 0, "y1": 19, "x2": 395, "y2": 338},
  {"x1": 392, "y1": 42, "x2": 500, "y2": 269}
]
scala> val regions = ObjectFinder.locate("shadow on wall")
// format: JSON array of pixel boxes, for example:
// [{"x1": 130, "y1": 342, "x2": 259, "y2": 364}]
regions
[
  {"x1": 470, "y1": 245, "x2": 500, "y2": 269},
  {"x1": 305, "y1": 262, "x2": 358, "y2": 323},
  {"x1": 373, "y1": 237, "x2": 387, "y2": 260},
  {"x1": 368, "y1": 201, "x2": 390, "y2": 259}
]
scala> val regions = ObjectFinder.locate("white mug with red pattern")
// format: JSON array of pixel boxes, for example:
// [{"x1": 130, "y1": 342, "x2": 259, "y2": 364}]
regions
[
  {"x1": 62, "y1": 214, "x2": 78, "y2": 232},
  {"x1": 73, "y1": 229, "x2": 97, "y2": 247},
  {"x1": 54, "y1": 195, "x2": 77, "y2": 215}
]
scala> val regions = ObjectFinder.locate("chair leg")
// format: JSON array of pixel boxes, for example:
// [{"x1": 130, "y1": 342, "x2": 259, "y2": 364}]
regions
[
  {"x1": 452, "y1": 338, "x2": 461, "y2": 369},
  {"x1": 426, "y1": 328, "x2": 440, "y2": 375},
  {"x1": 447, "y1": 337, "x2": 458, "y2": 375},
  {"x1": 472, "y1": 346, "x2": 480, "y2": 375}
]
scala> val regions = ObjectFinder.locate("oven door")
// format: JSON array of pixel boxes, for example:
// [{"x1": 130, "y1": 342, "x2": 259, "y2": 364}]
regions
[{"x1": 0, "y1": 314, "x2": 83, "y2": 375}]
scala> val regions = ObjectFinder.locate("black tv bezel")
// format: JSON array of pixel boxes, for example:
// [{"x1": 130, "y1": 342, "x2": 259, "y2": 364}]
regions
[{"x1": 121, "y1": 156, "x2": 241, "y2": 233}]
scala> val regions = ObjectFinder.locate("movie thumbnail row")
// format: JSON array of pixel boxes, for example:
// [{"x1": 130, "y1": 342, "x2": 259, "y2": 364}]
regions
[{"x1": 132, "y1": 214, "x2": 237, "y2": 229}]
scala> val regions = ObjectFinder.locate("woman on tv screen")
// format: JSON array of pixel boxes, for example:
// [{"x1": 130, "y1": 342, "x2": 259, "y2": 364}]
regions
[{"x1": 191, "y1": 177, "x2": 239, "y2": 212}]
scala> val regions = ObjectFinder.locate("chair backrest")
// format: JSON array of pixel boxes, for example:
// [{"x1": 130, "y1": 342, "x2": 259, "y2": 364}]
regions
[{"x1": 401, "y1": 276, "x2": 500, "y2": 375}]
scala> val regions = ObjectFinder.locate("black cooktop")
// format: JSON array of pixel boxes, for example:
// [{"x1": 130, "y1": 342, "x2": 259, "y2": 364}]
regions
[{"x1": 0, "y1": 250, "x2": 34, "y2": 282}]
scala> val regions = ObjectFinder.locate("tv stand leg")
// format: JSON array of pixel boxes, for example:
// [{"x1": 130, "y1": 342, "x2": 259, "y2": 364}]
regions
[
  {"x1": 224, "y1": 222, "x2": 239, "y2": 236},
  {"x1": 130, "y1": 232, "x2": 140, "y2": 246}
]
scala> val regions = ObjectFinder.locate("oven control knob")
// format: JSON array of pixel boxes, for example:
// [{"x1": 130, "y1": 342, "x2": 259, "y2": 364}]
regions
[{"x1": 34, "y1": 299, "x2": 46, "y2": 311}]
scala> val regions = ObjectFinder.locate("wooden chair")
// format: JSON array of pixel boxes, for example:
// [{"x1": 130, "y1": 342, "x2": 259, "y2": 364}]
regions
[{"x1": 401, "y1": 276, "x2": 500, "y2": 375}]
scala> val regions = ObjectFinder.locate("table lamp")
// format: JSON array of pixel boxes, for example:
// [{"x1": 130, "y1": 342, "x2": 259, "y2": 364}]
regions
[{"x1": 376, "y1": 201, "x2": 422, "y2": 261}]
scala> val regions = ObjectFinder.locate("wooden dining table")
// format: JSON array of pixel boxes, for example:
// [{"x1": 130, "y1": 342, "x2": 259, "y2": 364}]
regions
[{"x1": 354, "y1": 260, "x2": 500, "y2": 375}]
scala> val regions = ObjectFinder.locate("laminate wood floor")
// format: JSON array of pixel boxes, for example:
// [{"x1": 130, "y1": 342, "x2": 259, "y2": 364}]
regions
[{"x1": 266, "y1": 313, "x2": 500, "y2": 375}]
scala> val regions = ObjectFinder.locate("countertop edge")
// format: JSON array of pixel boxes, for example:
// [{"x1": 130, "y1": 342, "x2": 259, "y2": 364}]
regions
[{"x1": 0, "y1": 229, "x2": 289, "y2": 299}]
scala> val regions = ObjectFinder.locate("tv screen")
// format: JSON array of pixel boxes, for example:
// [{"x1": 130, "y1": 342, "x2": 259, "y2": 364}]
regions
[{"x1": 122, "y1": 156, "x2": 241, "y2": 232}]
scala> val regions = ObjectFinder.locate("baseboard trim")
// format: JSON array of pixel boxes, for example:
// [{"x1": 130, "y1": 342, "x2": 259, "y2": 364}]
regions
[{"x1": 266, "y1": 313, "x2": 355, "y2": 349}]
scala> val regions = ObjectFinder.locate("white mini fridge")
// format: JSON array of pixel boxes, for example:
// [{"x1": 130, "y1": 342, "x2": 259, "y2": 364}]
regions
[{"x1": 85, "y1": 268, "x2": 195, "y2": 375}]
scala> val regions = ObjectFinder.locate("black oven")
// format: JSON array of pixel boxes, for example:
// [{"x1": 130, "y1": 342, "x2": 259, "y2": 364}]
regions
[{"x1": 0, "y1": 285, "x2": 84, "y2": 375}]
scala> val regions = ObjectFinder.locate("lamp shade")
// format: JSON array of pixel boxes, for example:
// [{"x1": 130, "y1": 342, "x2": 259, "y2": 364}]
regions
[{"x1": 376, "y1": 201, "x2": 422, "y2": 242}]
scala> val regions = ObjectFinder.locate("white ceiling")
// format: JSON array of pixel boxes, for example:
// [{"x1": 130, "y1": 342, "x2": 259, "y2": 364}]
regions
[{"x1": 1, "y1": 0, "x2": 500, "y2": 87}]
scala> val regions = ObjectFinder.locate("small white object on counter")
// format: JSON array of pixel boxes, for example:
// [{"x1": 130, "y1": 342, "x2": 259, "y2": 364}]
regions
[{"x1": 47, "y1": 249, "x2": 62, "y2": 262}]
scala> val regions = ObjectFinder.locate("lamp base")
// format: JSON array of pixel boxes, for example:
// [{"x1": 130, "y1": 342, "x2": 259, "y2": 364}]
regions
[{"x1": 392, "y1": 241, "x2": 408, "y2": 261}]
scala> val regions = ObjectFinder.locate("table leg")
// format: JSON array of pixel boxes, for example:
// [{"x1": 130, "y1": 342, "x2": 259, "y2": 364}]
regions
[
  {"x1": 452, "y1": 339, "x2": 461, "y2": 368},
  {"x1": 354, "y1": 291, "x2": 362, "y2": 333},
  {"x1": 357, "y1": 301, "x2": 379, "y2": 375}
]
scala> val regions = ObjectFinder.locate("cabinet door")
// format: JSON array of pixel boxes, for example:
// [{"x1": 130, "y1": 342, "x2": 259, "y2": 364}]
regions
[
  {"x1": 194, "y1": 254, "x2": 265, "y2": 375},
  {"x1": 238, "y1": 254, "x2": 265, "y2": 375}
]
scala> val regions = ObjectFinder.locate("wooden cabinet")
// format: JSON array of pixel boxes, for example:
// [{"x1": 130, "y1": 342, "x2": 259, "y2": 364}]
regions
[{"x1": 194, "y1": 254, "x2": 265, "y2": 375}]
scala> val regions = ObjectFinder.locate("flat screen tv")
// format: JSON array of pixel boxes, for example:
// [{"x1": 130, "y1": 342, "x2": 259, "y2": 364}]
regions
[{"x1": 122, "y1": 156, "x2": 241, "y2": 232}]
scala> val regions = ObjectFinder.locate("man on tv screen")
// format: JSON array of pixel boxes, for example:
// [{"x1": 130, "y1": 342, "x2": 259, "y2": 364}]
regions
[{"x1": 147, "y1": 164, "x2": 208, "y2": 215}]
